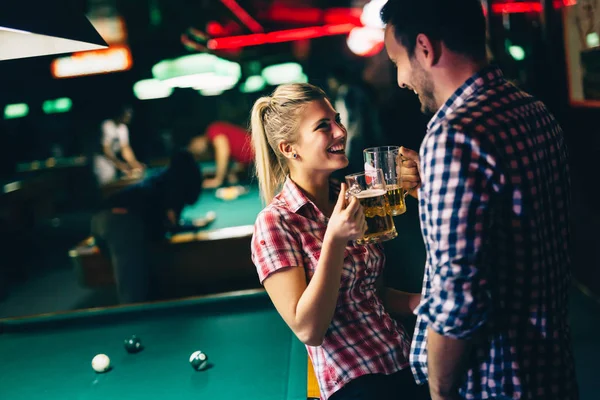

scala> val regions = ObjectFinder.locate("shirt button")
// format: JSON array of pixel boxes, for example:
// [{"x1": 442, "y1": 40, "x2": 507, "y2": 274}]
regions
[{"x1": 260, "y1": 240, "x2": 266, "y2": 245}]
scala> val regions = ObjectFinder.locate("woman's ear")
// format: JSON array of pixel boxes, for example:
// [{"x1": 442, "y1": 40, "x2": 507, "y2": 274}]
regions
[{"x1": 279, "y1": 142, "x2": 296, "y2": 160}]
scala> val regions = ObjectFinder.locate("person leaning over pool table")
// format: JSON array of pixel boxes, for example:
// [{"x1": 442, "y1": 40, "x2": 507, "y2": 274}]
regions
[
  {"x1": 91, "y1": 149, "x2": 213, "y2": 304},
  {"x1": 249, "y1": 83, "x2": 429, "y2": 400},
  {"x1": 188, "y1": 121, "x2": 254, "y2": 189}
]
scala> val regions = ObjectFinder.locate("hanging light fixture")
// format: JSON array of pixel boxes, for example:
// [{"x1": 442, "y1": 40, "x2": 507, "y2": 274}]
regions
[
  {"x1": 0, "y1": 2, "x2": 108, "y2": 61},
  {"x1": 152, "y1": 54, "x2": 241, "y2": 91}
]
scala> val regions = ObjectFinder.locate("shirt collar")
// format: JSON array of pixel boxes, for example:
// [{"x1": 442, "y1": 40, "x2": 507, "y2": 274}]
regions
[
  {"x1": 427, "y1": 64, "x2": 504, "y2": 131},
  {"x1": 280, "y1": 176, "x2": 315, "y2": 214}
]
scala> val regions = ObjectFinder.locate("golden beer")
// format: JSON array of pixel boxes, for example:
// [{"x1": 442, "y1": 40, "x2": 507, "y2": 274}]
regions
[
  {"x1": 355, "y1": 189, "x2": 397, "y2": 245},
  {"x1": 386, "y1": 184, "x2": 407, "y2": 216}
]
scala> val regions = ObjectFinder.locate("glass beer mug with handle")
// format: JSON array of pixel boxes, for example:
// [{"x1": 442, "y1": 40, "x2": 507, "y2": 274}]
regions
[
  {"x1": 345, "y1": 168, "x2": 398, "y2": 245},
  {"x1": 363, "y1": 146, "x2": 407, "y2": 216}
]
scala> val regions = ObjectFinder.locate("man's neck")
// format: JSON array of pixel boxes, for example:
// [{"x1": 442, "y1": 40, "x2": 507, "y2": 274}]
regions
[{"x1": 435, "y1": 58, "x2": 489, "y2": 109}]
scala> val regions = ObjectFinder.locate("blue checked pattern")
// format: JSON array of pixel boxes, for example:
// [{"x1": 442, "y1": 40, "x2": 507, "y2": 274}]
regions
[{"x1": 410, "y1": 66, "x2": 578, "y2": 399}]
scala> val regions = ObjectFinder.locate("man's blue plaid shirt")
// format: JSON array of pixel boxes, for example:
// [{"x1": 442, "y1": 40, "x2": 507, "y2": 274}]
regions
[{"x1": 410, "y1": 65, "x2": 578, "y2": 399}]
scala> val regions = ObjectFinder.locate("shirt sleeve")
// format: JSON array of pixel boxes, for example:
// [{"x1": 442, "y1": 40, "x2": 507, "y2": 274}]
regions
[
  {"x1": 101, "y1": 120, "x2": 115, "y2": 147},
  {"x1": 251, "y1": 208, "x2": 304, "y2": 284},
  {"x1": 416, "y1": 121, "x2": 505, "y2": 339}
]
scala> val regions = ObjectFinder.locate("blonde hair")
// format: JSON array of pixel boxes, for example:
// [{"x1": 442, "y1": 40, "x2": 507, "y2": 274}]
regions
[{"x1": 250, "y1": 83, "x2": 328, "y2": 203}]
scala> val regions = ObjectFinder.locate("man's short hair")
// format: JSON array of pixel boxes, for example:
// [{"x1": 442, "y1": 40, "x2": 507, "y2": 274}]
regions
[{"x1": 381, "y1": 0, "x2": 487, "y2": 61}]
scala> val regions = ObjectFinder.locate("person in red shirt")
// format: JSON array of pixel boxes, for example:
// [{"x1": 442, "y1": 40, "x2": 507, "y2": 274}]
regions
[
  {"x1": 249, "y1": 83, "x2": 428, "y2": 400},
  {"x1": 188, "y1": 121, "x2": 253, "y2": 188}
]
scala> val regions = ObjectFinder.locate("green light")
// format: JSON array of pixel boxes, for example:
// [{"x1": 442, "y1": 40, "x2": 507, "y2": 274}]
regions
[
  {"x1": 133, "y1": 79, "x2": 173, "y2": 100},
  {"x1": 152, "y1": 54, "x2": 241, "y2": 90},
  {"x1": 199, "y1": 89, "x2": 224, "y2": 96},
  {"x1": 508, "y1": 45, "x2": 525, "y2": 61},
  {"x1": 4, "y1": 103, "x2": 29, "y2": 119},
  {"x1": 43, "y1": 98, "x2": 72, "y2": 114},
  {"x1": 150, "y1": 0, "x2": 162, "y2": 26},
  {"x1": 261, "y1": 63, "x2": 305, "y2": 85},
  {"x1": 587, "y1": 33, "x2": 600, "y2": 48},
  {"x1": 240, "y1": 75, "x2": 266, "y2": 93}
]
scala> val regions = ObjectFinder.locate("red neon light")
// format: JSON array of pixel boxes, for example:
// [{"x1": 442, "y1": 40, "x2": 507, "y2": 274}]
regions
[
  {"x1": 206, "y1": 21, "x2": 226, "y2": 36},
  {"x1": 325, "y1": 8, "x2": 363, "y2": 26},
  {"x1": 260, "y1": 6, "x2": 362, "y2": 26},
  {"x1": 207, "y1": 23, "x2": 357, "y2": 50},
  {"x1": 491, "y1": 0, "x2": 577, "y2": 14},
  {"x1": 220, "y1": 0, "x2": 263, "y2": 33},
  {"x1": 492, "y1": 2, "x2": 542, "y2": 14}
]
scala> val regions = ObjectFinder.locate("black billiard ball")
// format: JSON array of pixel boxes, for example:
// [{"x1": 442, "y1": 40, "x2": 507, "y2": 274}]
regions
[
  {"x1": 189, "y1": 350, "x2": 208, "y2": 371},
  {"x1": 124, "y1": 335, "x2": 143, "y2": 353}
]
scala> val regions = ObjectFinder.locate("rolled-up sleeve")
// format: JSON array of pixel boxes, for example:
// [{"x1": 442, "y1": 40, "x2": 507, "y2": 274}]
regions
[
  {"x1": 251, "y1": 208, "x2": 304, "y2": 284},
  {"x1": 417, "y1": 122, "x2": 504, "y2": 339}
]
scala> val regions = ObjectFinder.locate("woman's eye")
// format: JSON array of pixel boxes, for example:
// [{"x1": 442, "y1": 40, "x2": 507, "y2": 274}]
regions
[{"x1": 318, "y1": 122, "x2": 330, "y2": 130}]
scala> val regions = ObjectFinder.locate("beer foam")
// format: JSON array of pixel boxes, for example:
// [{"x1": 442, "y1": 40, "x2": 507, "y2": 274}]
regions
[{"x1": 353, "y1": 188, "x2": 387, "y2": 198}]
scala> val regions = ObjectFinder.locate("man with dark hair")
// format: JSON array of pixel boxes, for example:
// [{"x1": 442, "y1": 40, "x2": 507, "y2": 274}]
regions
[
  {"x1": 381, "y1": 1, "x2": 578, "y2": 399},
  {"x1": 91, "y1": 149, "x2": 213, "y2": 303}
]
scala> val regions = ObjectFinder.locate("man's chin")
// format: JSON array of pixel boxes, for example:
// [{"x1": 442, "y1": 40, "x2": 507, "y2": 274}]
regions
[{"x1": 420, "y1": 104, "x2": 435, "y2": 118}]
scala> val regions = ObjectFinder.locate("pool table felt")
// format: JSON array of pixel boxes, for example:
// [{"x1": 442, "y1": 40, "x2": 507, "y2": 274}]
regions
[{"x1": 0, "y1": 290, "x2": 309, "y2": 400}]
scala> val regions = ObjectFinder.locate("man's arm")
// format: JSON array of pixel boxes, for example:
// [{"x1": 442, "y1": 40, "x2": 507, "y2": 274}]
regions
[
  {"x1": 427, "y1": 329, "x2": 470, "y2": 400},
  {"x1": 121, "y1": 145, "x2": 143, "y2": 170},
  {"x1": 418, "y1": 123, "x2": 505, "y2": 399},
  {"x1": 102, "y1": 143, "x2": 129, "y2": 173}
]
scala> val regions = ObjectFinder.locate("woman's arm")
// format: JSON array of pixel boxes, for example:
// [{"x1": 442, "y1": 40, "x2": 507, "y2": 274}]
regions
[
  {"x1": 263, "y1": 234, "x2": 347, "y2": 346},
  {"x1": 376, "y1": 275, "x2": 421, "y2": 317},
  {"x1": 260, "y1": 185, "x2": 366, "y2": 346}
]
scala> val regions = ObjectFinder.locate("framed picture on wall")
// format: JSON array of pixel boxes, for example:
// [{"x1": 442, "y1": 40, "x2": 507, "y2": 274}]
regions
[{"x1": 564, "y1": 0, "x2": 600, "y2": 107}]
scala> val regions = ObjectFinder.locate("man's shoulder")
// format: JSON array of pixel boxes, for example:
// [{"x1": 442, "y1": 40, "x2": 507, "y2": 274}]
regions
[{"x1": 444, "y1": 81, "x2": 543, "y2": 133}]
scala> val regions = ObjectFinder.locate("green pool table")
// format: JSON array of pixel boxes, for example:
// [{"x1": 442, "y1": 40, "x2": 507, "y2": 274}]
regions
[
  {"x1": 99, "y1": 161, "x2": 237, "y2": 199},
  {"x1": 70, "y1": 183, "x2": 264, "y2": 298},
  {"x1": 0, "y1": 289, "x2": 316, "y2": 400}
]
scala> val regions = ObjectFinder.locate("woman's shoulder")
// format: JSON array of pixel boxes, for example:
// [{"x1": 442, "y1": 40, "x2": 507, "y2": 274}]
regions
[{"x1": 256, "y1": 198, "x2": 293, "y2": 224}]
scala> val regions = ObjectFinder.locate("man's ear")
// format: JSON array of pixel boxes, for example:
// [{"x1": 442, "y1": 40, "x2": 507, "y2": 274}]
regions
[{"x1": 415, "y1": 33, "x2": 441, "y2": 67}]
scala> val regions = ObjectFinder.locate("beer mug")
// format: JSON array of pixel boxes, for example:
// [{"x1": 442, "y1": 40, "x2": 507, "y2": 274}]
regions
[
  {"x1": 363, "y1": 146, "x2": 407, "y2": 216},
  {"x1": 345, "y1": 169, "x2": 398, "y2": 245}
]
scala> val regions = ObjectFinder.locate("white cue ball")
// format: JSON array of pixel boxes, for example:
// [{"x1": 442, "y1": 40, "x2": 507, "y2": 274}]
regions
[{"x1": 92, "y1": 354, "x2": 111, "y2": 373}]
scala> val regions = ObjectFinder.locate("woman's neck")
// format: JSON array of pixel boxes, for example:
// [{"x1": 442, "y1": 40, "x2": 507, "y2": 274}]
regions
[{"x1": 289, "y1": 170, "x2": 332, "y2": 216}]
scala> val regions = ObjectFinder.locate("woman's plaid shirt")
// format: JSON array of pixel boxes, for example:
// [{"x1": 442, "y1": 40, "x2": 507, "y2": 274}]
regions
[
  {"x1": 252, "y1": 178, "x2": 411, "y2": 399},
  {"x1": 410, "y1": 65, "x2": 578, "y2": 399}
]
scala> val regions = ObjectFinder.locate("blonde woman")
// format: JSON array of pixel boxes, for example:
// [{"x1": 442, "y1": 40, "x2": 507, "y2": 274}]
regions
[{"x1": 250, "y1": 83, "x2": 427, "y2": 400}]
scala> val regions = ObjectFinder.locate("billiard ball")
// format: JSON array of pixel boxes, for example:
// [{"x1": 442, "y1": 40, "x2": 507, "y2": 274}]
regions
[
  {"x1": 124, "y1": 335, "x2": 143, "y2": 353},
  {"x1": 189, "y1": 350, "x2": 208, "y2": 371},
  {"x1": 92, "y1": 354, "x2": 111, "y2": 373}
]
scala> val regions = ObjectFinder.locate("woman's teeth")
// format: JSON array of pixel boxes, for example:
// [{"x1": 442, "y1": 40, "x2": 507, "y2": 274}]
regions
[{"x1": 327, "y1": 144, "x2": 345, "y2": 153}]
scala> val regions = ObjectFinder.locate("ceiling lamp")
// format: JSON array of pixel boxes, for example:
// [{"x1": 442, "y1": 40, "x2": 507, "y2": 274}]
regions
[
  {"x1": 347, "y1": 27, "x2": 384, "y2": 57},
  {"x1": 0, "y1": 2, "x2": 107, "y2": 61},
  {"x1": 42, "y1": 98, "x2": 73, "y2": 114},
  {"x1": 4, "y1": 103, "x2": 29, "y2": 120},
  {"x1": 361, "y1": 0, "x2": 387, "y2": 29},
  {"x1": 51, "y1": 45, "x2": 133, "y2": 78},
  {"x1": 133, "y1": 79, "x2": 173, "y2": 100},
  {"x1": 240, "y1": 75, "x2": 266, "y2": 93},
  {"x1": 261, "y1": 63, "x2": 307, "y2": 85},
  {"x1": 199, "y1": 89, "x2": 225, "y2": 96},
  {"x1": 152, "y1": 54, "x2": 241, "y2": 91}
]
